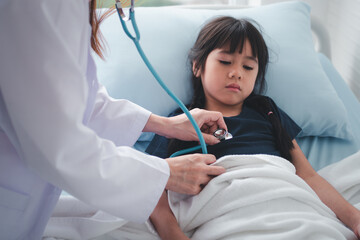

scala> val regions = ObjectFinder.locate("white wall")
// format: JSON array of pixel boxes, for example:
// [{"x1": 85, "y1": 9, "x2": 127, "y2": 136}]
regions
[
  {"x1": 259, "y1": 0, "x2": 360, "y2": 101},
  {"x1": 326, "y1": 0, "x2": 360, "y2": 101}
]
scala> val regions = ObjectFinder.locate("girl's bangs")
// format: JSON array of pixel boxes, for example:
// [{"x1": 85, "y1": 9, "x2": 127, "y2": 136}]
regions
[{"x1": 216, "y1": 25, "x2": 258, "y2": 59}]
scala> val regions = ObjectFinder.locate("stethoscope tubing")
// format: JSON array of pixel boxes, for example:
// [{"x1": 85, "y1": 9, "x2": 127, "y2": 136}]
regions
[
  {"x1": 115, "y1": 3, "x2": 208, "y2": 155},
  {"x1": 170, "y1": 145, "x2": 205, "y2": 158}
]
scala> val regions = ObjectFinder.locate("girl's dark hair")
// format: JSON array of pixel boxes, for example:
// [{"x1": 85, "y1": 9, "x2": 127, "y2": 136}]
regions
[
  {"x1": 168, "y1": 16, "x2": 294, "y2": 161},
  {"x1": 245, "y1": 94, "x2": 294, "y2": 161}
]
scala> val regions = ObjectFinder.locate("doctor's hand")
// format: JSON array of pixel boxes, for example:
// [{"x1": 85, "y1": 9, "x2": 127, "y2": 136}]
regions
[
  {"x1": 144, "y1": 109, "x2": 227, "y2": 145},
  {"x1": 165, "y1": 154, "x2": 225, "y2": 195},
  {"x1": 168, "y1": 108, "x2": 227, "y2": 145}
]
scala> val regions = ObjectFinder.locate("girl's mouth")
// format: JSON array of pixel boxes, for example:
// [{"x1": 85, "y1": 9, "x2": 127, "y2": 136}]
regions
[{"x1": 226, "y1": 83, "x2": 241, "y2": 92}]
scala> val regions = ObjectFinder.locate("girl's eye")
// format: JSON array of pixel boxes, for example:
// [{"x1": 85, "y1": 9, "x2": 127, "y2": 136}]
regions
[
  {"x1": 219, "y1": 60, "x2": 231, "y2": 65},
  {"x1": 243, "y1": 65, "x2": 254, "y2": 70}
]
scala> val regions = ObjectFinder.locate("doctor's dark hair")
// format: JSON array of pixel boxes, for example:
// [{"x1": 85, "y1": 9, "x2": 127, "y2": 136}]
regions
[{"x1": 168, "y1": 16, "x2": 294, "y2": 161}]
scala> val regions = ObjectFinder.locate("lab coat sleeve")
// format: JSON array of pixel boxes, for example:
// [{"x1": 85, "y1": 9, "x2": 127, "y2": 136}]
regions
[
  {"x1": 0, "y1": 0, "x2": 169, "y2": 222},
  {"x1": 87, "y1": 84, "x2": 151, "y2": 147}
]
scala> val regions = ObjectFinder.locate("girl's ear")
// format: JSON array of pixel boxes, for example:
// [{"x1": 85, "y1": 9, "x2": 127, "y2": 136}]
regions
[{"x1": 192, "y1": 62, "x2": 201, "y2": 77}]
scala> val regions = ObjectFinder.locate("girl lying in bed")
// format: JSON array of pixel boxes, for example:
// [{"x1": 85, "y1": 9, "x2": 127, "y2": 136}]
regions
[{"x1": 145, "y1": 16, "x2": 360, "y2": 239}]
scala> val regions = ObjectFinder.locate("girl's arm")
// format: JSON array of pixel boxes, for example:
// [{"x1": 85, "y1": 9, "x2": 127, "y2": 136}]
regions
[
  {"x1": 291, "y1": 140, "x2": 360, "y2": 237},
  {"x1": 150, "y1": 191, "x2": 190, "y2": 240}
]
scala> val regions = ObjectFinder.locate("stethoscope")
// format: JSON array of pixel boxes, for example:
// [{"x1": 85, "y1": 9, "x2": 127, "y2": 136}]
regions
[
  {"x1": 169, "y1": 129, "x2": 233, "y2": 157},
  {"x1": 115, "y1": 0, "x2": 232, "y2": 157}
]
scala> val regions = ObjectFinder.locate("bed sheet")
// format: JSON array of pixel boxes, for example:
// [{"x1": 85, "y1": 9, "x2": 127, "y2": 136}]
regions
[
  {"x1": 44, "y1": 151, "x2": 360, "y2": 240},
  {"x1": 297, "y1": 53, "x2": 360, "y2": 171}
]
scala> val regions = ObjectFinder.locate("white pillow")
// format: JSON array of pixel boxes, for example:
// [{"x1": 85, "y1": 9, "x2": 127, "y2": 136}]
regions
[{"x1": 94, "y1": 1, "x2": 352, "y2": 139}]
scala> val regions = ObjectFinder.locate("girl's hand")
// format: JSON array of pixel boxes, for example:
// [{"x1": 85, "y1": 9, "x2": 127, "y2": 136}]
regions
[
  {"x1": 351, "y1": 210, "x2": 360, "y2": 239},
  {"x1": 354, "y1": 221, "x2": 360, "y2": 239}
]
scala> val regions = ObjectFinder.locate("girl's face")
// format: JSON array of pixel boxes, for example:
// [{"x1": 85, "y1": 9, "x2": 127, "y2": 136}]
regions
[{"x1": 196, "y1": 39, "x2": 259, "y2": 117}]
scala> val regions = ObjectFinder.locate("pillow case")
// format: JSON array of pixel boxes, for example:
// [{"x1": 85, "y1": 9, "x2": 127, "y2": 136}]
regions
[{"x1": 94, "y1": 1, "x2": 352, "y2": 139}]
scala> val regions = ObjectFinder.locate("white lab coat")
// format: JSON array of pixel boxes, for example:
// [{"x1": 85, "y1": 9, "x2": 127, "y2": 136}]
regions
[{"x1": 0, "y1": 0, "x2": 169, "y2": 239}]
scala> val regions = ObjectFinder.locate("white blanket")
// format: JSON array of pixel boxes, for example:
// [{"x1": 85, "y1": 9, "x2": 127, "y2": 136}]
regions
[{"x1": 43, "y1": 152, "x2": 360, "y2": 240}]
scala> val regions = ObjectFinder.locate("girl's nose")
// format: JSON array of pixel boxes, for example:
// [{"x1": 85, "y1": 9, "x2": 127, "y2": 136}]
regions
[{"x1": 228, "y1": 69, "x2": 241, "y2": 80}]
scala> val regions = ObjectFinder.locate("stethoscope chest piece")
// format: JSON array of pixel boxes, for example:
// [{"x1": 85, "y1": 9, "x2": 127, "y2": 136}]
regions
[{"x1": 213, "y1": 129, "x2": 233, "y2": 141}]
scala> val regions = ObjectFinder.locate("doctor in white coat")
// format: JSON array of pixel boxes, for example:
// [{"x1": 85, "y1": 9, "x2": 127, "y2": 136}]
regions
[{"x1": 0, "y1": 0, "x2": 227, "y2": 239}]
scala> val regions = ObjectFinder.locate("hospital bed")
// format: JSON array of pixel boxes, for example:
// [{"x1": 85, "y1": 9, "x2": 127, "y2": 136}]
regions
[{"x1": 44, "y1": 1, "x2": 360, "y2": 239}]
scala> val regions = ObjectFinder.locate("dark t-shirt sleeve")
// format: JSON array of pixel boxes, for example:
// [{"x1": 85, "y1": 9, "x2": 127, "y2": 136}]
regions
[
  {"x1": 269, "y1": 98, "x2": 302, "y2": 140},
  {"x1": 145, "y1": 108, "x2": 183, "y2": 158},
  {"x1": 145, "y1": 133, "x2": 170, "y2": 158}
]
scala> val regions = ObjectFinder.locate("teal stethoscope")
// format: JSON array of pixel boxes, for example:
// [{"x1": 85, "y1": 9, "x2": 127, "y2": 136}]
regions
[{"x1": 115, "y1": 0, "x2": 232, "y2": 157}]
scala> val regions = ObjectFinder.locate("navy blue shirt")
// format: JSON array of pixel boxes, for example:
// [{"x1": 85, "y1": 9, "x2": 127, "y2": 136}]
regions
[{"x1": 146, "y1": 97, "x2": 301, "y2": 160}]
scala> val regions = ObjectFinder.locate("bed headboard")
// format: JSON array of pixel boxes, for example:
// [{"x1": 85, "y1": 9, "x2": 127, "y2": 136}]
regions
[{"x1": 172, "y1": 4, "x2": 331, "y2": 59}]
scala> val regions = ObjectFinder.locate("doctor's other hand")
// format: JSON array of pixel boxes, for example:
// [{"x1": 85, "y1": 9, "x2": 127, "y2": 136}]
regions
[
  {"x1": 168, "y1": 108, "x2": 227, "y2": 145},
  {"x1": 165, "y1": 154, "x2": 225, "y2": 195}
]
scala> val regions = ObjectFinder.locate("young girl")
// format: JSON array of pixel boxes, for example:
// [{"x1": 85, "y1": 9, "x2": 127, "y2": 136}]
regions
[{"x1": 146, "y1": 16, "x2": 360, "y2": 239}]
